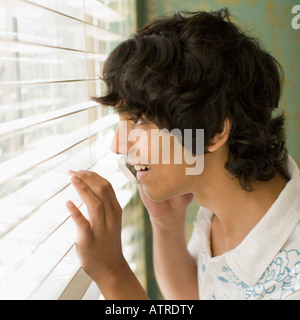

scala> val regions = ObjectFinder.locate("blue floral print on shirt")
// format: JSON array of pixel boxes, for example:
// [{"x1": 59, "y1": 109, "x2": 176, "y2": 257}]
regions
[{"x1": 215, "y1": 249, "x2": 300, "y2": 300}]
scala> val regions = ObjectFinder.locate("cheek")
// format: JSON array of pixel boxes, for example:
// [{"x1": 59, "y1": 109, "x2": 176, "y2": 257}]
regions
[{"x1": 144, "y1": 165, "x2": 189, "y2": 201}]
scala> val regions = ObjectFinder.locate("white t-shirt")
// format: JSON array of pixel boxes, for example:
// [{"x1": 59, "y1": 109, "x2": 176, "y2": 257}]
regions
[{"x1": 188, "y1": 156, "x2": 300, "y2": 300}]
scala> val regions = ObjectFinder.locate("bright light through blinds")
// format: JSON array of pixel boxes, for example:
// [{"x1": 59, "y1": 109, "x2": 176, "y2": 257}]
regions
[{"x1": 0, "y1": 0, "x2": 137, "y2": 300}]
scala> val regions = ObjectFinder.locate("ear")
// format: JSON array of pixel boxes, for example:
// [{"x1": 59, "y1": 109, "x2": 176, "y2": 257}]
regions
[{"x1": 207, "y1": 118, "x2": 232, "y2": 153}]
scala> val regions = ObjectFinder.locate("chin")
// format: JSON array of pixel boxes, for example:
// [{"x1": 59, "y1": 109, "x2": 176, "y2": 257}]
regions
[{"x1": 142, "y1": 184, "x2": 175, "y2": 202}]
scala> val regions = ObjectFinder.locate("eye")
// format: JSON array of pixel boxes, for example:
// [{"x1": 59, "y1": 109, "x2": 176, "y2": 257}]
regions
[{"x1": 128, "y1": 117, "x2": 145, "y2": 125}]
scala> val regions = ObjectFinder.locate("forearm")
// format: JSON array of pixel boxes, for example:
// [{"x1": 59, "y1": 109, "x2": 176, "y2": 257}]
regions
[{"x1": 151, "y1": 217, "x2": 199, "y2": 300}]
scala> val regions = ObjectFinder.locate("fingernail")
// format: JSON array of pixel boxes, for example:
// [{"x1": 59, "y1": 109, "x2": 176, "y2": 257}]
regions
[
  {"x1": 66, "y1": 201, "x2": 74, "y2": 208},
  {"x1": 71, "y1": 175, "x2": 81, "y2": 184}
]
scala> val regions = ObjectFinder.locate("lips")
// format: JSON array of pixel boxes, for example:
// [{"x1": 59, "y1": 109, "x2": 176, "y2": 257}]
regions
[
  {"x1": 133, "y1": 164, "x2": 151, "y2": 181},
  {"x1": 136, "y1": 169, "x2": 150, "y2": 180}
]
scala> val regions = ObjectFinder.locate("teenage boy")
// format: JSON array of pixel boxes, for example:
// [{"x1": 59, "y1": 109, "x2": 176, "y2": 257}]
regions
[{"x1": 66, "y1": 9, "x2": 300, "y2": 300}]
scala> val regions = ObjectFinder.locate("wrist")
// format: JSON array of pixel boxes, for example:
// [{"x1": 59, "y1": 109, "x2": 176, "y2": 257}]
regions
[
  {"x1": 92, "y1": 255, "x2": 127, "y2": 286},
  {"x1": 93, "y1": 258, "x2": 148, "y2": 300}
]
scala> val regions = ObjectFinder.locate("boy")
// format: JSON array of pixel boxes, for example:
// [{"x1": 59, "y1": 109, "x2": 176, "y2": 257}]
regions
[{"x1": 66, "y1": 9, "x2": 300, "y2": 300}]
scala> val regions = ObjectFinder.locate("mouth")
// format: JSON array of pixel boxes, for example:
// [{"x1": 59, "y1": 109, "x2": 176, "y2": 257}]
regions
[
  {"x1": 134, "y1": 164, "x2": 150, "y2": 172},
  {"x1": 134, "y1": 164, "x2": 151, "y2": 181}
]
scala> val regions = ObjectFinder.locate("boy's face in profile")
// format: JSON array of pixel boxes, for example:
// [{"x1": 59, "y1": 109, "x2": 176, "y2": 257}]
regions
[{"x1": 111, "y1": 113, "x2": 205, "y2": 202}]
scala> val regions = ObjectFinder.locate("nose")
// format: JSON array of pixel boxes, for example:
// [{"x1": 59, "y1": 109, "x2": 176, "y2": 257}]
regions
[{"x1": 110, "y1": 121, "x2": 129, "y2": 155}]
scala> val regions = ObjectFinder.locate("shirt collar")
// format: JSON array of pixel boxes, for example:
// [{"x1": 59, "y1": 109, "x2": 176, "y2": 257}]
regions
[{"x1": 225, "y1": 156, "x2": 300, "y2": 287}]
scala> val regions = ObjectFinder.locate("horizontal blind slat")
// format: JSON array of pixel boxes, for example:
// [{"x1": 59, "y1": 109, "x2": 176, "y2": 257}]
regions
[
  {"x1": 2, "y1": 0, "x2": 124, "y2": 29},
  {"x1": 0, "y1": 36, "x2": 114, "y2": 56},
  {"x1": 0, "y1": 101, "x2": 98, "y2": 136},
  {"x1": 0, "y1": 25, "x2": 124, "y2": 52},
  {"x1": 26, "y1": 0, "x2": 125, "y2": 23},
  {"x1": 83, "y1": 0, "x2": 125, "y2": 23},
  {"x1": 0, "y1": 0, "x2": 126, "y2": 52},
  {"x1": 30, "y1": 187, "x2": 137, "y2": 301},
  {"x1": 0, "y1": 184, "x2": 137, "y2": 300},
  {"x1": 0, "y1": 114, "x2": 118, "y2": 185},
  {"x1": 0, "y1": 144, "x2": 132, "y2": 285},
  {"x1": 29, "y1": 246, "x2": 80, "y2": 300}
]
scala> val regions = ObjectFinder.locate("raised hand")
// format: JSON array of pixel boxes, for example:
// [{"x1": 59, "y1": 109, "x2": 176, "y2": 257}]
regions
[
  {"x1": 138, "y1": 184, "x2": 194, "y2": 221},
  {"x1": 66, "y1": 170, "x2": 124, "y2": 282}
]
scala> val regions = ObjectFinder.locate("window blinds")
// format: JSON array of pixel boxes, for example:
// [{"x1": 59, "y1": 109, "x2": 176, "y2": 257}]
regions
[{"x1": 0, "y1": 0, "x2": 137, "y2": 300}]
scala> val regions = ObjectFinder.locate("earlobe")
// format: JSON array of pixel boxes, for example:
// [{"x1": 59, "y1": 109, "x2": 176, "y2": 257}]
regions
[{"x1": 207, "y1": 118, "x2": 232, "y2": 153}]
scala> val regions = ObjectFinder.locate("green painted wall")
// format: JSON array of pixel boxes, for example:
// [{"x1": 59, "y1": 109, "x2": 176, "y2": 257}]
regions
[{"x1": 137, "y1": 0, "x2": 300, "y2": 166}]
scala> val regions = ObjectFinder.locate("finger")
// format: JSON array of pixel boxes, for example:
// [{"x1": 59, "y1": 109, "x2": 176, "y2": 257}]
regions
[
  {"x1": 75, "y1": 171, "x2": 121, "y2": 213},
  {"x1": 66, "y1": 201, "x2": 93, "y2": 240},
  {"x1": 74, "y1": 171, "x2": 123, "y2": 232},
  {"x1": 70, "y1": 175, "x2": 105, "y2": 231},
  {"x1": 68, "y1": 170, "x2": 77, "y2": 176}
]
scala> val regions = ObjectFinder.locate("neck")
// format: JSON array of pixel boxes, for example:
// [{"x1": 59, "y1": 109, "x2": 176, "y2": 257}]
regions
[{"x1": 193, "y1": 159, "x2": 288, "y2": 256}]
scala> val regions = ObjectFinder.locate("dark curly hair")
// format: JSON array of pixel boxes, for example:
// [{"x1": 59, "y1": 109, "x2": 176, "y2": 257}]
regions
[{"x1": 94, "y1": 8, "x2": 288, "y2": 191}]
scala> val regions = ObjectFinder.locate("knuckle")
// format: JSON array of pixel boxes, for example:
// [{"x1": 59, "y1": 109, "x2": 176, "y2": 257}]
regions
[
  {"x1": 92, "y1": 199, "x2": 103, "y2": 211},
  {"x1": 97, "y1": 180, "x2": 111, "y2": 194},
  {"x1": 85, "y1": 171, "x2": 94, "y2": 177},
  {"x1": 102, "y1": 178, "x2": 111, "y2": 188},
  {"x1": 113, "y1": 203, "x2": 122, "y2": 215},
  {"x1": 80, "y1": 183, "x2": 88, "y2": 192},
  {"x1": 89, "y1": 171, "x2": 98, "y2": 178},
  {"x1": 81, "y1": 219, "x2": 91, "y2": 231},
  {"x1": 78, "y1": 170, "x2": 92, "y2": 180},
  {"x1": 109, "y1": 203, "x2": 122, "y2": 219}
]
